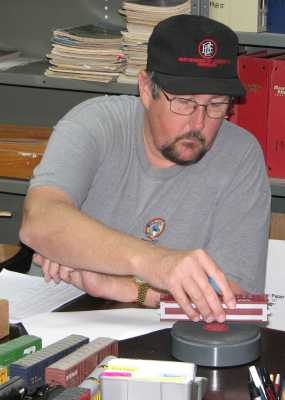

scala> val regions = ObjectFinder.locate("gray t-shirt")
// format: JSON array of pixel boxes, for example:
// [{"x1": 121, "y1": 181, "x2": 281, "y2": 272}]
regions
[{"x1": 30, "y1": 95, "x2": 271, "y2": 293}]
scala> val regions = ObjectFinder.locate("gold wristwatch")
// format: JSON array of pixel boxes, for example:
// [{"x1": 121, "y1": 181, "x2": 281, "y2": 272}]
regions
[{"x1": 134, "y1": 278, "x2": 150, "y2": 307}]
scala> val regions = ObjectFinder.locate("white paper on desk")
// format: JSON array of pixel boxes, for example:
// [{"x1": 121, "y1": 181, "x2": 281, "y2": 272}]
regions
[
  {"x1": 22, "y1": 309, "x2": 175, "y2": 347},
  {"x1": 265, "y1": 239, "x2": 285, "y2": 331},
  {"x1": 0, "y1": 269, "x2": 83, "y2": 322}
]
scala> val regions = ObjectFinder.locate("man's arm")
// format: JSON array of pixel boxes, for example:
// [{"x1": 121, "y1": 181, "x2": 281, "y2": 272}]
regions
[
  {"x1": 20, "y1": 186, "x2": 236, "y2": 322},
  {"x1": 33, "y1": 254, "x2": 243, "y2": 308}
]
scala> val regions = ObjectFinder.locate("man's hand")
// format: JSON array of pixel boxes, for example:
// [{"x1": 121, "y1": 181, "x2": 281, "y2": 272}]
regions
[
  {"x1": 33, "y1": 254, "x2": 161, "y2": 306},
  {"x1": 141, "y1": 248, "x2": 239, "y2": 323}
]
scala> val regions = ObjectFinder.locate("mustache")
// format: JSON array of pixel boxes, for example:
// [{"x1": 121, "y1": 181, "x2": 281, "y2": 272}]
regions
[{"x1": 173, "y1": 130, "x2": 206, "y2": 145}]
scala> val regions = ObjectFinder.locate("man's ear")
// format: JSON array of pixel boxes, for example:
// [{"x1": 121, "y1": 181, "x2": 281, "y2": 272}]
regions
[{"x1": 138, "y1": 71, "x2": 152, "y2": 108}]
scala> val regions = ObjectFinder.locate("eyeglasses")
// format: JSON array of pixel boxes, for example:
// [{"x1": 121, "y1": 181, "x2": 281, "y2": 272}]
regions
[{"x1": 160, "y1": 89, "x2": 231, "y2": 119}]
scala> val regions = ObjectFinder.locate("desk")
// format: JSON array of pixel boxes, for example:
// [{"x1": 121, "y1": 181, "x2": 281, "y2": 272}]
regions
[{"x1": 6, "y1": 295, "x2": 285, "y2": 400}]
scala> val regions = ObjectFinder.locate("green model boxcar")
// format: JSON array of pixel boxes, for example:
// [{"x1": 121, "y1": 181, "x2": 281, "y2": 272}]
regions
[{"x1": 0, "y1": 334, "x2": 42, "y2": 369}]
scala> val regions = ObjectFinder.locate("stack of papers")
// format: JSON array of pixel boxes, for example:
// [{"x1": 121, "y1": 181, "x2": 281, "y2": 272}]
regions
[
  {"x1": 45, "y1": 24, "x2": 125, "y2": 83},
  {"x1": 0, "y1": 269, "x2": 83, "y2": 322},
  {"x1": 117, "y1": 0, "x2": 191, "y2": 84}
]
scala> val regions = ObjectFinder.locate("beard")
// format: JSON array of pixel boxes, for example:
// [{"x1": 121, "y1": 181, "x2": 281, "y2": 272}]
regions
[{"x1": 160, "y1": 130, "x2": 208, "y2": 166}]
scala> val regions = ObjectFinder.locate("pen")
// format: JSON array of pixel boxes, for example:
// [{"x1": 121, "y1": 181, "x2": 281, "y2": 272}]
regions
[
  {"x1": 208, "y1": 276, "x2": 222, "y2": 295},
  {"x1": 249, "y1": 371, "x2": 263, "y2": 400},
  {"x1": 249, "y1": 383, "x2": 262, "y2": 400},
  {"x1": 277, "y1": 376, "x2": 285, "y2": 400},
  {"x1": 259, "y1": 367, "x2": 276, "y2": 400},
  {"x1": 249, "y1": 366, "x2": 268, "y2": 400},
  {"x1": 274, "y1": 374, "x2": 281, "y2": 399}
]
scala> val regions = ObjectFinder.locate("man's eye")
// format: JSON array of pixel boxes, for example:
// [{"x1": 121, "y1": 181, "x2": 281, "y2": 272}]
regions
[
  {"x1": 176, "y1": 98, "x2": 193, "y2": 105},
  {"x1": 210, "y1": 102, "x2": 225, "y2": 108}
]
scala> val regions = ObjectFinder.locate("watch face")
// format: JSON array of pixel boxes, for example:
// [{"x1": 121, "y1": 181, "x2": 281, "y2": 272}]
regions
[{"x1": 134, "y1": 277, "x2": 145, "y2": 284}]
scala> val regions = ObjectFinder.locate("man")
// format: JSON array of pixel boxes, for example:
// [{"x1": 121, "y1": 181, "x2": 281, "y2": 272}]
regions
[{"x1": 20, "y1": 14, "x2": 270, "y2": 323}]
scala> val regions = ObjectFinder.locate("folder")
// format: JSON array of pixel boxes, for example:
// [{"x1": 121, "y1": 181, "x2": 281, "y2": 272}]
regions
[
  {"x1": 267, "y1": 0, "x2": 285, "y2": 33},
  {"x1": 230, "y1": 52, "x2": 273, "y2": 163},
  {"x1": 267, "y1": 55, "x2": 285, "y2": 178}
]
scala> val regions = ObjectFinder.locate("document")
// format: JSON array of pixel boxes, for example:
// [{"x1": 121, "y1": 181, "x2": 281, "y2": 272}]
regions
[
  {"x1": 265, "y1": 239, "x2": 285, "y2": 331},
  {"x1": 0, "y1": 269, "x2": 83, "y2": 322},
  {"x1": 22, "y1": 309, "x2": 175, "y2": 347}
]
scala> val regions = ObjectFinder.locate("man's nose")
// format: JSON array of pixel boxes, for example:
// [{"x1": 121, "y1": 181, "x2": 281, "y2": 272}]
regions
[{"x1": 188, "y1": 104, "x2": 207, "y2": 130}]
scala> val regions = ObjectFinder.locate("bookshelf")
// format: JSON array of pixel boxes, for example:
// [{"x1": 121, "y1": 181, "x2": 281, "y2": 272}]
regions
[
  {"x1": 1, "y1": 0, "x2": 285, "y2": 243},
  {"x1": 237, "y1": 32, "x2": 285, "y2": 48}
]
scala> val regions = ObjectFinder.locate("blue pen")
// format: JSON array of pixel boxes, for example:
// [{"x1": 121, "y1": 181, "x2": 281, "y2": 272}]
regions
[{"x1": 208, "y1": 276, "x2": 222, "y2": 295}]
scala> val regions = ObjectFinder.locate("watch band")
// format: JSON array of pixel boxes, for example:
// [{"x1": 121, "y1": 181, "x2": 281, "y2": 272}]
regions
[{"x1": 136, "y1": 280, "x2": 150, "y2": 307}]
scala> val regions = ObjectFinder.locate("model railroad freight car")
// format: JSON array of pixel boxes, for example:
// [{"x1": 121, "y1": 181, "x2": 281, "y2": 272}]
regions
[
  {"x1": 9, "y1": 334, "x2": 89, "y2": 394},
  {"x1": 45, "y1": 337, "x2": 118, "y2": 388}
]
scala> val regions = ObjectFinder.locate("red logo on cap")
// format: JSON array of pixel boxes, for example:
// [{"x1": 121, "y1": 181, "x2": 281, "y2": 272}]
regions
[
  {"x1": 198, "y1": 39, "x2": 218, "y2": 59},
  {"x1": 177, "y1": 37, "x2": 230, "y2": 68}
]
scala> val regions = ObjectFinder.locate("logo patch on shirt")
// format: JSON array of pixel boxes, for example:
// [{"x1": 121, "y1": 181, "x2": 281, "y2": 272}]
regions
[{"x1": 144, "y1": 217, "x2": 166, "y2": 241}]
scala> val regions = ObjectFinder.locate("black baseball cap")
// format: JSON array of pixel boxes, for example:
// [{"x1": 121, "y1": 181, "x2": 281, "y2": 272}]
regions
[{"x1": 146, "y1": 14, "x2": 245, "y2": 97}]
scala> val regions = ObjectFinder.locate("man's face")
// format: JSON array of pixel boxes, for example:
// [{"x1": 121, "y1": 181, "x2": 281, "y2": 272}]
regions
[{"x1": 142, "y1": 83, "x2": 229, "y2": 167}]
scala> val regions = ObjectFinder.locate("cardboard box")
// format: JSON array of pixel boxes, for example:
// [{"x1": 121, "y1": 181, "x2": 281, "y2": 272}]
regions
[{"x1": 0, "y1": 299, "x2": 9, "y2": 339}]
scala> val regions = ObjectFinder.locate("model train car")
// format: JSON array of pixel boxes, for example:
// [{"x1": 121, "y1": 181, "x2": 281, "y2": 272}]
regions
[
  {"x1": 9, "y1": 334, "x2": 89, "y2": 394},
  {"x1": 0, "y1": 376, "x2": 26, "y2": 400},
  {"x1": 52, "y1": 387, "x2": 91, "y2": 400},
  {"x1": 0, "y1": 334, "x2": 42, "y2": 369},
  {"x1": 0, "y1": 366, "x2": 8, "y2": 385},
  {"x1": 45, "y1": 337, "x2": 118, "y2": 388}
]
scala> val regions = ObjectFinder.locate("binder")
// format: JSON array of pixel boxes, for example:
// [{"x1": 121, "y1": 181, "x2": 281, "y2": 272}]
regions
[
  {"x1": 231, "y1": 52, "x2": 274, "y2": 163},
  {"x1": 231, "y1": 51, "x2": 285, "y2": 178},
  {"x1": 267, "y1": 0, "x2": 285, "y2": 33},
  {"x1": 267, "y1": 55, "x2": 285, "y2": 178}
]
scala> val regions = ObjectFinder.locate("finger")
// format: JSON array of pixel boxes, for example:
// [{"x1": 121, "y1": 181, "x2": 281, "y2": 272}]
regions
[
  {"x1": 188, "y1": 269, "x2": 227, "y2": 322},
  {"x1": 33, "y1": 253, "x2": 43, "y2": 265},
  {"x1": 209, "y1": 270, "x2": 236, "y2": 309},
  {"x1": 171, "y1": 288, "x2": 200, "y2": 322},
  {"x1": 200, "y1": 280, "x2": 227, "y2": 323},
  {"x1": 69, "y1": 271, "x2": 84, "y2": 290},
  {"x1": 58, "y1": 266, "x2": 74, "y2": 283},
  {"x1": 42, "y1": 258, "x2": 53, "y2": 282},
  {"x1": 183, "y1": 277, "x2": 216, "y2": 323},
  {"x1": 197, "y1": 251, "x2": 236, "y2": 309},
  {"x1": 47, "y1": 261, "x2": 61, "y2": 284}
]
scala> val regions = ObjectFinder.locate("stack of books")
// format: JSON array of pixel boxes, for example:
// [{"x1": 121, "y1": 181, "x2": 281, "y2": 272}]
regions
[
  {"x1": 117, "y1": 0, "x2": 191, "y2": 85},
  {"x1": 45, "y1": 24, "x2": 125, "y2": 83},
  {"x1": 160, "y1": 294, "x2": 268, "y2": 322}
]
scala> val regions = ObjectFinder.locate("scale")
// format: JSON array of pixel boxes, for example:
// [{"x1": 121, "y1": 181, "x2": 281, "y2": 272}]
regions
[{"x1": 171, "y1": 321, "x2": 261, "y2": 367}]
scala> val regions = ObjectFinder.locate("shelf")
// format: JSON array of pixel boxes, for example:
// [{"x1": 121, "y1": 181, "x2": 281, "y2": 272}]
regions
[
  {"x1": 237, "y1": 32, "x2": 285, "y2": 48},
  {"x1": 0, "y1": 60, "x2": 138, "y2": 96},
  {"x1": 0, "y1": 178, "x2": 29, "y2": 195},
  {"x1": 270, "y1": 178, "x2": 285, "y2": 197}
]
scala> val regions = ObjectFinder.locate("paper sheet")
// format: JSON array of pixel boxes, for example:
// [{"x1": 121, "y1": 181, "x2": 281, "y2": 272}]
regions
[
  {"x1": 0, "y1": 269, "x2": 83, "y2": 322},
  {"x1": 265, "y1": 239, "x2": 285, "y2": 331},
  {"x1": 22, "y1": 308, "x2": 175, "y2": 347}
]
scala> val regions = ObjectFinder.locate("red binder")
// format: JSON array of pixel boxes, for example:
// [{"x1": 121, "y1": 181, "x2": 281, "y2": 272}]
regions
[
  {"x1": 230, "y1": 52, "x2": 273, "y2": 163},
  {"x1": 267, "y1": 55, "x2": 285, "y2": 178}
]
